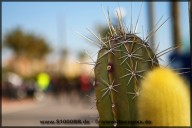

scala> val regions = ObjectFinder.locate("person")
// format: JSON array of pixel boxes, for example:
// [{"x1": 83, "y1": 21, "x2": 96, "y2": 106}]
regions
[
  {"x1": 36, "y1": 72, "x2": 50, "y2": 92},
  {"x1": 34, "y1": 72, "x2": 51, "y2": 101},
  {"x1": 79, "y1": 73, "x2": 91, "y2": 97}
]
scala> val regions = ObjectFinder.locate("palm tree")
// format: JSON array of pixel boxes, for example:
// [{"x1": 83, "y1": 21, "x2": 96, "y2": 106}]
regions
[
  {"x1": 3, "y1": 28, "x2": 51, "y2": 59},
  {"x1": 3, "y1": 28, "x2": 52, "y2": 77},
  {"x1": 170, "y1": 2, "x2": 181, "y2": 52},
  {"x1": 189, "y1": 0, "x2": 191, "y2": 44}
]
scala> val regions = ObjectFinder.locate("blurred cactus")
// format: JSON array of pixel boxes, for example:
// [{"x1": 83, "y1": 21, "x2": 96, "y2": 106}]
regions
[{"x1": 138, "y1": 67, "x2": 190, "y2": 126}]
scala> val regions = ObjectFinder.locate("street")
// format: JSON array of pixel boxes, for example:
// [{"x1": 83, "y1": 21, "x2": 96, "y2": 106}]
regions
[{"x1": 2, "y1": 93, "x2": 99, "y2": 127}]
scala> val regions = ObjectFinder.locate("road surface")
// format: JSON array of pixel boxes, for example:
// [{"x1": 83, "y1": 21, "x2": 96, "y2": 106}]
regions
[{"x1": 2, "y1": 93, "x2": 99, "y2": 127}]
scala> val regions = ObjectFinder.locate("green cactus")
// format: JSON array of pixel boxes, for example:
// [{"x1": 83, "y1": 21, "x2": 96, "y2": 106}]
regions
[
  {"x1": 80, "y1": 4, "x2": 159, "y2": 126},
  {"x1": 78, "y1": 4, "x2": 183, "y2": 127},
  {"x1": 94, "y1": 31, "x2": 159, "y2": 126}
]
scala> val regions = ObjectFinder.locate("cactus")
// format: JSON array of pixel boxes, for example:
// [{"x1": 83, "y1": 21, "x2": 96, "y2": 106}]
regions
[
  {"x1": 77, "y1": 3, "x2": 188, "y2": 127},
  {"x1": 138, "y1": 67, "x2": 190, "y2": 126},
  {"x1": 92, "y1": 5, "x2": 163, "y2": 126},
  {"x1": 94, "y1": 33, "x2": 160, "y2": 126}
]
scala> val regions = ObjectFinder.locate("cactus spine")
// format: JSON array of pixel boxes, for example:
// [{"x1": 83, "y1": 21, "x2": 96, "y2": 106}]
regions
[{"x1": 138, "y1": 67, "x2": 190, "y2": 126}]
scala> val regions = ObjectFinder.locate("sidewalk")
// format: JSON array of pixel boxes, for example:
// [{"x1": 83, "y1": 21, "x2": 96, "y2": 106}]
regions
[
  {"x1": 2, "y1": 97, "x2": 38, "y2": 115},
  {"x1": 2, "y1": 94, "x2": 99, "y2": 126},
  {"x1": 2, "y1": 93, "x2": 56, "y2": 114}
]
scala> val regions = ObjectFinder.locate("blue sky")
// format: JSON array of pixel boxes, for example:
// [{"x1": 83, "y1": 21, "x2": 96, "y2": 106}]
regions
[{"x1": 2, "y1": 2, "x2": 190, "y2": 63}]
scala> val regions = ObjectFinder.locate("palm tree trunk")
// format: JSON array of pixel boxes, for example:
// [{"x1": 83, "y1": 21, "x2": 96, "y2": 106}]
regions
[
  {"x1": 147, "y1": 2, "x2": 155, "y2": 50},
  {"x1": 189, "y1": 0, "x2": 191, "y2": 46},
  {"x1": 171, "y1": 2, "x2": 181, "y2": 52}
]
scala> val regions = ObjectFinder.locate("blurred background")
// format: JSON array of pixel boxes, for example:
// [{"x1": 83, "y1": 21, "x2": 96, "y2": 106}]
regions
[{"x1": 2, "y1": 2, "x2": 190, "y2": 126}]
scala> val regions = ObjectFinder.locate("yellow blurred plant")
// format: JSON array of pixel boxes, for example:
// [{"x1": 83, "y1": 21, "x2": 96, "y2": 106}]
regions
[{"x1": 138, "y1": 67, "x2": 190, "y2": 126}]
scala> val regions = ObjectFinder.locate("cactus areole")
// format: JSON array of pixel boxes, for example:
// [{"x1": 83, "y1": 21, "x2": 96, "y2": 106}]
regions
[{"x1": 94, "y1": 30, "x2": 159, "y2": 126}]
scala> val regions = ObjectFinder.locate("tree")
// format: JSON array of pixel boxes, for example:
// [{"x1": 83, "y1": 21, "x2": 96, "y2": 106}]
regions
[
  {"x1": 170, "y1": 2, "x2": 181, "y2": 52},
  {"x1": 189, "y1": 1, "x2": 191, "y2": 45},
  {"x1": 3, "y1": 28, "x2": 51, "y2": 59}
]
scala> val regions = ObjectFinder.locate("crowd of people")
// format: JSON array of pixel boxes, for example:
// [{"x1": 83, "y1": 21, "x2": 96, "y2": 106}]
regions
[{"x1": 2, "y1": 72, "x2": 95, "y2": 101}]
